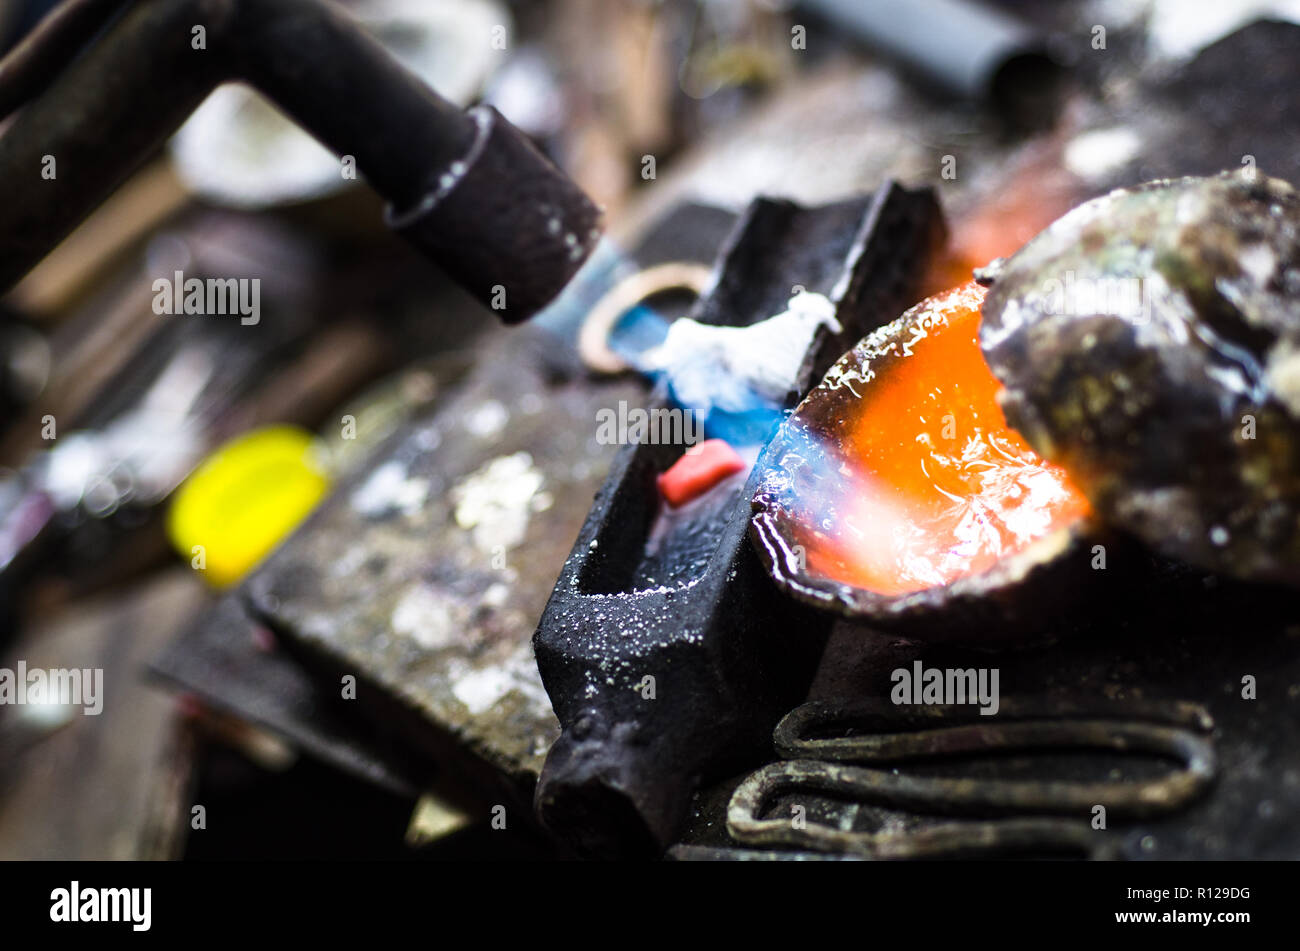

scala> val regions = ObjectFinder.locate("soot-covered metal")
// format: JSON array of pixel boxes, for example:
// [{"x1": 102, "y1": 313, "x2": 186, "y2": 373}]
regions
[{"x1": 532, "y1": 182, "x2": 946, "y2": 857}]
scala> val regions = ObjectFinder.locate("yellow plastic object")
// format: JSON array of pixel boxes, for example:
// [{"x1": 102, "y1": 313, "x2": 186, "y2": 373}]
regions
[{"x1": 166, "y1": 425, "x2": 331, "y2": 588}]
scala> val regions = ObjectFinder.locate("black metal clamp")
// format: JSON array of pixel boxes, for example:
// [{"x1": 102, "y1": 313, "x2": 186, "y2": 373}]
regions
[
  {"x1": 532, "y1": 182, "x2": 946, "y2": 857},
  {"x1": 0, "y1": 0, "x2": 600, "y2": 321}
]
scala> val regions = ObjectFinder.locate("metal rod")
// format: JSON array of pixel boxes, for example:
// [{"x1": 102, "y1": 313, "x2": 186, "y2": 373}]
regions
[
  {"x1": 0, "y1": 0, "x2": 220, "y2": 292},
  {"x1": 0, "y1": 0, "x2": 598, "y2": 320},
  {"x1": 803, "y1": 0, "x2": 1064, "y2": 125},
  {"x1": 231, "y1": 0, "x2": 478, "y2": 210},
  {"x1": 0, "y1": 0, "x2": 127, "y2": 122}
]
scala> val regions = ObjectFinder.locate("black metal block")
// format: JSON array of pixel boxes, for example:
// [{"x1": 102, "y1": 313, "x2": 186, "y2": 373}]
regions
[{"x1": 532, "y1": 182, "x2": 946, "y2": 857}]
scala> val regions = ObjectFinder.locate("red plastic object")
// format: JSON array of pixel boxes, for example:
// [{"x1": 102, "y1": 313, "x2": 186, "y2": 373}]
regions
[{"x1": 657, "y1": 439, "x2": 748, "y2": 508}]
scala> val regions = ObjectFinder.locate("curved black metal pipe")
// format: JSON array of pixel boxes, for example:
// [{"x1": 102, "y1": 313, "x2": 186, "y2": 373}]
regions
[
  {"x1": 229, "y1": 0, "x2": 479, "y2": 210},
  {"x1": 0, "y1": 0, "x2": 221, "y2": 292},
  {"x1": 0, "y1": 0, "x2": 600, "y2": 321},
  {"x1": 0, "y1": 0, "x2": 127, "y2": 122}
]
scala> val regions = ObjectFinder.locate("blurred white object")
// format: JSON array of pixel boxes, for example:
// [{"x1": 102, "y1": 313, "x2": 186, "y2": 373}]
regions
[
  {"x1": 171, "y1": 0, "x2": 510, "y2": 208},
  {"x1": 1143, "y1": 0, "x2": 1300, "y2": 60},
  {"x1": 1063, "y1": 127, "x2": 1141, "y2": 181},
  {"x1": 484, "y1": 48, "x2": 567, "y2": 139}
]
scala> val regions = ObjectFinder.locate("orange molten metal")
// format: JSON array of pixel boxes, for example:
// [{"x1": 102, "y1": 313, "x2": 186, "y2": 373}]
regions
[{"x1": 805, "y1": 282, "x2": 1089, "y2": 596}]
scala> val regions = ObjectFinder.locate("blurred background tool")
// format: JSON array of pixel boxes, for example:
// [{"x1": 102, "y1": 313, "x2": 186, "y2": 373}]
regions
[
  {"x1": 0, "y1": 0, "x2": 601, "y2": 321},
  {"x1": 164, "y1": 425, "x2": 331, "y2": 589},
  {"x1": 170, "y1": 0, "x2": 511, "y2": 209},
  {"x1": 802, "y1": 0, "x2": 1065, "y2": 127}
]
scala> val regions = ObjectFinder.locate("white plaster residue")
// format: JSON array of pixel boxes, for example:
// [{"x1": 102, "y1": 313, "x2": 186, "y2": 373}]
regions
[
  {"x1": 351, "y1": 460, "x2": 430, "y2": 517},
  {"x1": 331, "y1": 545, "x2": 369, "y2": 577},
  {"x1": 451, "y1": 645, "x2": 552, "y2": 715},
  {"x1": 451, "y1": 666, "x2": 515, "y2": 715},
  {"x1": 391, "y1": 584, "x2": 459, "y2": 650},
  {"x1": 642, "y1": 290, "x2": 841, "y2": 415},
  {"x1": 463, "y1": 399, "x2": 509, "y2": 438},
  {"x1": 452, "y1": 452, "x2": 545, "y2": 551}
]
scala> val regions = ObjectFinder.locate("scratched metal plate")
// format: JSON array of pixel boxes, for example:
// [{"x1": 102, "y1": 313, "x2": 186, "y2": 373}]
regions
[
  {"x1": 237, "y1": 205, "x2": 738, "y2": 810},
  {"x1": 240, "y1": 326, "x2": 644, "y2": 804}
]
